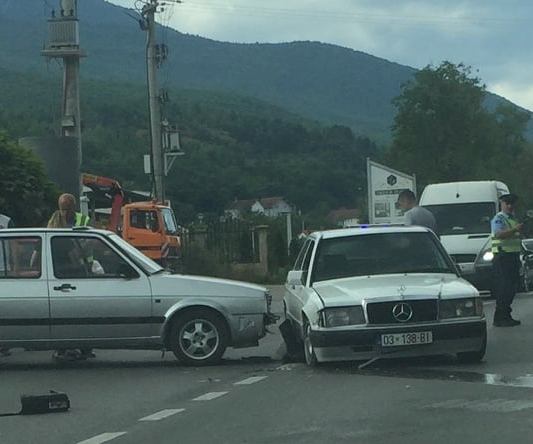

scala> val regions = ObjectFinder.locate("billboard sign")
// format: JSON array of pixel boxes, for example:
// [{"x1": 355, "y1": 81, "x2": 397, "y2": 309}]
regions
[{"x1": 367, "y1": 159, "x2": 416, "y2": 224}]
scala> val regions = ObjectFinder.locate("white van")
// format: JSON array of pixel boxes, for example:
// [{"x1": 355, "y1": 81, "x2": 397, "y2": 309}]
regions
[{"x1": 419, "y1": 181, "x2": 509, "y2": 287}]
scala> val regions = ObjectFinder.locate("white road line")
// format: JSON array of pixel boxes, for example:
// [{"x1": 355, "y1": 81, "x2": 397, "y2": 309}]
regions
[
  {"x1": 193, "y1": 391, "x2": 228, "y2": 401},
  {"x1": 139, "y1": 408, "x2": 185, "y2": 421},
  {"x1": 76, "y1": 432, "x2": 127, "y2": 444},
  {"x1": 234, "y1": 376, "x2": 268, "y2": 385}
]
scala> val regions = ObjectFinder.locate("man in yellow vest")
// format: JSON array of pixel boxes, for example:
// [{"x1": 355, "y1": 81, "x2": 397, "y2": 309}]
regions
[
  {"x1": 491, "y1": 193, "x2": 523, "y2": 327},
  {"x1": 48, "y1": 193, "x2": 95, "y2": 360},
  {"x1": 47, "y1": 193, "x2": 89, "y2": 228}
]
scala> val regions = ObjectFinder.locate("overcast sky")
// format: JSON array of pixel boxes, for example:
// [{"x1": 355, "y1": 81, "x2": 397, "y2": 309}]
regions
[{"x1": 109, "y1": 0, "x2": 533, "y2": 110}]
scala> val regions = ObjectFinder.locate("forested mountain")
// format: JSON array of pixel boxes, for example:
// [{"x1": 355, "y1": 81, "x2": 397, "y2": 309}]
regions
[
  {"x1": 3, "y1": 0, "x2": 529, "y2": 142},
  {"x1": 0, "y1": 67, "x2": 376, "y2": 221}
]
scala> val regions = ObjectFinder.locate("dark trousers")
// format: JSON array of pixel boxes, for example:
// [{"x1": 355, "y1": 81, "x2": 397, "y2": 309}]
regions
[{"x1": 493, "y1": 253, "x2": 521, "y2": 319}]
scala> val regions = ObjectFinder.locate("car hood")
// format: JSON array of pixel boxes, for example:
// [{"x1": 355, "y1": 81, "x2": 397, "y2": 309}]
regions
[
  {"x1": 150, "y1": 273, "x2": 267, "y2": 298},
  {"x1": 313, "y1": 273, "x2": 477, "y2": 307}
]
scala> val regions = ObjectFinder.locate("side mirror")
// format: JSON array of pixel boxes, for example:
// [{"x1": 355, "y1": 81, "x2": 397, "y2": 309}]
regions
[
  {"x1": 118, "y1": 264, "x2": 139, "y2": 279},
  {"x1": 287, "y1": 270, "x2": 304, "y2": 286}
]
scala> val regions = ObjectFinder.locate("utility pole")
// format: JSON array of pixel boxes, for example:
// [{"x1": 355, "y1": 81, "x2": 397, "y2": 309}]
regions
[
  {"x1": 42, "y1": 0, "x2": 85, "y2": 201},
  {"x1": 141, "y1": 1, "x2": 165, "y2": 203}
]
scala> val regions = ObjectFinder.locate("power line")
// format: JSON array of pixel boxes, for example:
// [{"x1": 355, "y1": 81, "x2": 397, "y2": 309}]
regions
[{"x1": 173, "y1": 1, "x2": 533, "y2": 27}]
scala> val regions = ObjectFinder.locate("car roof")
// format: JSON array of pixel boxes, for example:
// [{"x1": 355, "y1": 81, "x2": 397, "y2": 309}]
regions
[
  {"x1": 0, "y1": 228, "x2": 113, "y2": 236},
  {"x1": 310, "y1": 225, "x2": 431, "y2": 240}
]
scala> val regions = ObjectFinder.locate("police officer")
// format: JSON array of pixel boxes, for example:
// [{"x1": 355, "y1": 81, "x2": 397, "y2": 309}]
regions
[{"x1": 491, "y1": 193, "x2": 523, "y2": 327}]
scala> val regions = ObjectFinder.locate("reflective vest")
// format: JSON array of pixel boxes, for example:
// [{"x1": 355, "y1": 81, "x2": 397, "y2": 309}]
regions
[
  {"x1": 491, "y1": 212, "x2": 521, "y2": 254},
  {"x1": 75, "y1": 213, "x2": 90, "y2": 227}
]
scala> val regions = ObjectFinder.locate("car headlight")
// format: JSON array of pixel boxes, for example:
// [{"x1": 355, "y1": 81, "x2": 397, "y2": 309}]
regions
[
  {"x1": 482, "y1": 251, "x2": 494, "y2": 262},
  {"x1": 320, "y1": 306, "x2": 365, "y2": 327},
  {"x1": 439, "y1": 298, "x2": 483, "y2": 319}
]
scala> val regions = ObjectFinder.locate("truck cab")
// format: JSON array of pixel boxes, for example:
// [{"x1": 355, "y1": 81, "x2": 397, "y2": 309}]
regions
[{"x1": 121, "y1": 202, "x2": 181, "y2": 270}]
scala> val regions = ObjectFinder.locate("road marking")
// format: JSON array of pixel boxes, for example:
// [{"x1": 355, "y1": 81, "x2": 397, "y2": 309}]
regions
[
  {"x1": 234, "y1": 376, "x2": 268, "y2": 385},
  {"x1": 193, "y1": 391, "x2": 228, "y2": 401},
  {"x1": 77, "y1": 432, "x2": 127, "y2": 444},
  {"x1": 426, "y1": 399, "x2": 533, "y2": 412},
  {"x1": 139, "y1": 408, "x2": 185, "y2": 421}
]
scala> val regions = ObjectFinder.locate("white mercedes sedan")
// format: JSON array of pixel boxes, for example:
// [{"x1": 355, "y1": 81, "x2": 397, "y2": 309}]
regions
[{"x1": 283, "y1": 226, "x2": 486, "y2": 366}]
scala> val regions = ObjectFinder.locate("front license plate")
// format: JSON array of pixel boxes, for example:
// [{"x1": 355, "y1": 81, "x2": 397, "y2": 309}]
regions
[{"x1": 381, "y1": 331, "x2": 433, "y2": 347}]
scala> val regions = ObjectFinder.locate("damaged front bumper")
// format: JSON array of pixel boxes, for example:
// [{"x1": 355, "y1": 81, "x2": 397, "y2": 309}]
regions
[{"x1": 309, "y1": 319, "x2": 486, "y2": 362}]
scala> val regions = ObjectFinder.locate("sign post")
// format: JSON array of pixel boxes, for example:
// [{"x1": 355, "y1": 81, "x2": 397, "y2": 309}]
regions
[{"x1": 367, "y1": 159, "x2": 416, "y2": 224}]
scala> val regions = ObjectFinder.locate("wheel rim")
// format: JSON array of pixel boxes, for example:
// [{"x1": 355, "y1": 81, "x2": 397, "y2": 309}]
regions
[{"x1": 179, "y1": 319, "x2": 220, "y2": 360}]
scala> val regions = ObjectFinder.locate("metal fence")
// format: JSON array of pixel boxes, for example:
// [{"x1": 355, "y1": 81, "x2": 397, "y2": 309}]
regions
[{"x1": 183, "y1": 218, "x2": 260, "y2": 264}]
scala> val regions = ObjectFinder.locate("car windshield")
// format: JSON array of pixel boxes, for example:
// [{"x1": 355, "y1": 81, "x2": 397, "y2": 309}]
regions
[
  {"x1": 108, "y1": 233, "x2": 164, "y2": 274},
  {"x1": 313, "y1": 232, "x2": 455, "y2": 282},
  {"x1": 422, "y1": 202, "x2": 495, "y2": 235},
  {"x1": 162, "y1": 208, "x2": 179, "y2": 235}
]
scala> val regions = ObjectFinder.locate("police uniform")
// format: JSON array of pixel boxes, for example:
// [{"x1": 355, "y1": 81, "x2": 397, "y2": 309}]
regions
[{"x1": 491, "y1": 196, "x2": 521, "y2": 326}]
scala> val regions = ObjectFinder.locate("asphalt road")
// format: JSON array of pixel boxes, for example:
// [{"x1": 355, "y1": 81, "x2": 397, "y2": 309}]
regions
[{"x1": 2, "y1": 287, "x2": 533, "y2": 444}]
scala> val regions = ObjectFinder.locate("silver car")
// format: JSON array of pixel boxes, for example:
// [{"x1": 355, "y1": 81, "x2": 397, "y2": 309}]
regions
[{"x1": 0, "y1": 228, "x2": 276, "y2": 365}]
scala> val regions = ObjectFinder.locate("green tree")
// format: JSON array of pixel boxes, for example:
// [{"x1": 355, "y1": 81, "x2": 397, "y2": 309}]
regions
[
  {"x1": 389, "y1": 62, "x2": 490, "y2": 184},
  {"x1": 388, "y1": 61, "x2": 533, "y2": 212},
  {"x1": 0, "y1": 132, "x2": 58, "y2": 226}
]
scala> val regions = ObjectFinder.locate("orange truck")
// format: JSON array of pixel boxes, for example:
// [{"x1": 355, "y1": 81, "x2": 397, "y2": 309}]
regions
[{"x1": 82, "y1": 173, "x2": 181, "y2": 270}]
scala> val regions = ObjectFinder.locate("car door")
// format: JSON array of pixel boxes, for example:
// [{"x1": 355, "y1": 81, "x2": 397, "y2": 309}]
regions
[
  {"x1": 47, "y1": 233, "x2": 154, "y2": 341},
  {"x1": 286, "y1": 239, "x2": 315, "y2": 329},
  {"x1": 0, "y1": 234, "x2": 50, "y2": 341}
]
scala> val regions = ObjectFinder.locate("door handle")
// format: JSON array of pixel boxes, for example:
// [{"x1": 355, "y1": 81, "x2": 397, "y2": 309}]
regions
[{"x1": 53, "y1": 283, "x2": 77, "y2": 292}]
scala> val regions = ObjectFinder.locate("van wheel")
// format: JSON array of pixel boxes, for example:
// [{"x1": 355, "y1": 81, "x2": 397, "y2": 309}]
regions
[{"x1": 170, "y1": 309, "x2": 228, "y2": 366}]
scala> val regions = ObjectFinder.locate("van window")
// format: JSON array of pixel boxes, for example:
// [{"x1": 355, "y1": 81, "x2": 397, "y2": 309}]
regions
[{"x1": 422, "y1": 202, "x2": 496, "y2": 236}]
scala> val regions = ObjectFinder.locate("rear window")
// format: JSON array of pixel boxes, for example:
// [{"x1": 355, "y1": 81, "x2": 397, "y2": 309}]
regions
[{"x1": 0, "y1": 237, "x2": 42, "y2": 279}]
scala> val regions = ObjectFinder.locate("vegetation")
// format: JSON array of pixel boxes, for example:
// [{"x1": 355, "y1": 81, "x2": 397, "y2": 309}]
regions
[
  {"x1": 388, "y1": 61, "x2": 533, "y2": 211},
  {"x1": 0, "y1": 132, "x2": 58, "y2": 226},
  {"x1": 4, "y1": 0, "x2": 532, "y2": 144},
  {"x1": 0, "y1": 67, "x2": 376, "y2": 225}
]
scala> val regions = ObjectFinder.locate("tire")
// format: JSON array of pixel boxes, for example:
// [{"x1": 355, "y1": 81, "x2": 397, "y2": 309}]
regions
[
  {"x1": 279, "y1": 318, "x2": 304, "y2": 361},
  {"x1": 169, "y1": 309, "x2": 229, "y2": 366},
  {"x1": 303, "y1": 322, "x2": 319, "y2": 367},
  {"x1": 457, "y1": 330, "x2": 487, "y2": 364}
]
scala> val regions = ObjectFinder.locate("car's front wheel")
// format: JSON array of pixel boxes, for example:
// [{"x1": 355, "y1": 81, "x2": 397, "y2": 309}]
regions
[
  {"x1": 170, "y1": 309, "x2": 229, "y2": 366},
  {"x1": 456, "y1": 330, "x2": 487, "y2": 364},
  {"x1": 303, "y1": 322, "x2": 318, "y2": 367}
]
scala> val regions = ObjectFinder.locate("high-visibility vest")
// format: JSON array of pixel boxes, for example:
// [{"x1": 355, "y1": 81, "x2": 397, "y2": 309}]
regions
[
  {"x1": 491, "y1": 212, "x2": 521, "y2": 254},
  {"x1": 75, "y1": 213, "x2": 90, "y2": 227}
]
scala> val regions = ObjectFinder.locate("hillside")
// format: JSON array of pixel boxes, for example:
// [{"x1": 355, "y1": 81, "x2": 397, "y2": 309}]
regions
[
  {"x1": 0, "y1": 0, "x2": 432, "y2": 142},
  {"x1": 0, "y1": 66, "x2": 377, "y2": 221}
]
